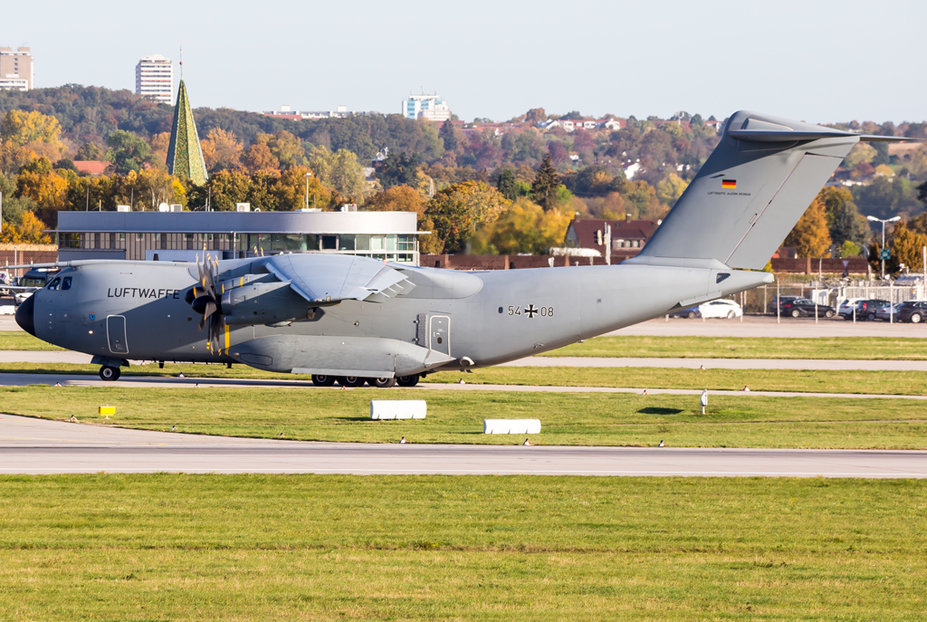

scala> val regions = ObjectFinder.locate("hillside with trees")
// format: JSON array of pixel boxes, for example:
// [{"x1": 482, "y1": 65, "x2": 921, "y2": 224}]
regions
[{"x1": 2, "y1": 85, "x2": 926, "y2": 269}]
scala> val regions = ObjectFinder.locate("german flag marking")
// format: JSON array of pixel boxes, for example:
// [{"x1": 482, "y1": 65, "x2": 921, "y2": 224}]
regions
[{"x1": 721, "y1": 179, "x2": 737, "y2": 189}]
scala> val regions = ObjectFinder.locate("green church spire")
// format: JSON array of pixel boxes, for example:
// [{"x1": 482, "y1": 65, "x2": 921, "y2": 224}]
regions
[{"x1": 166, "y1": 79, "x2": 208, "y2": 186}]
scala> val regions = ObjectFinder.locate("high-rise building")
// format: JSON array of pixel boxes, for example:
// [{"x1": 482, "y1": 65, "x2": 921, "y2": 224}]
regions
[
  {"x1": 401, "y1": 93, "x2": 451, "y2": 122},
  {"x1": 135, "y1": 54, "x2": 173, "y2": 104},
  {"x1": 0, "y1": 46, "x2": 33, "y2": 91},
  {"x1": 166, "y1": 80, "x2": 208, "y2": 185}
]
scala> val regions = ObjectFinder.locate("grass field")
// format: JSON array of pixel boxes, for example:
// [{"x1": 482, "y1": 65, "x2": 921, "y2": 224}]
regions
[
  {"x1": 5, "y1": 331, "x2": 927, "y2": 359},
  {"x1": 2, "y1": 361, "x2": 927, "y2": 397},
  {"x1": 4, "y1": 384, "x2": 926, "y2": 448},
  {"x1": 0, "y1": 475, "x2": 924, "y2": 620},
  {"x1": 545, "y1": 335, "x2": 927, "y2": 359}
]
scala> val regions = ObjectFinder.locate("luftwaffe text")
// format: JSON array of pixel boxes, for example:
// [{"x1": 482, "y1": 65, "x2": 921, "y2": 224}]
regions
[{"x1": 107, "y1": 287, "x2": 181, "y2": 299}]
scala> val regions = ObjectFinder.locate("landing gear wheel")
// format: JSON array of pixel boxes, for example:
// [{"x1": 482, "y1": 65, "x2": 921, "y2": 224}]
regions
[
  {"x1": 337, "y1": 376, "x2": 365, "y2": 387},
  {"x1": 311, "y1": 374, "x2": 335, "y2": 386},
  {"x1": 369, "y1": 377, "x2": 397, "y2": 388},
  {"x1": 791, "y1": 309, "x2": 801, "y2": 318},
  {"x1": 99, "y1": 365, "x2": 120, "y2": 381},
  {"x1": 396, "y1": 374, "x2": 420, "y2": 387}
]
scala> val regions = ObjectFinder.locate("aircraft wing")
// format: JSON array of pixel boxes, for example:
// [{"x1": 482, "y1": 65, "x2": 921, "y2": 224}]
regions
[{"x1": 262, "y1": 254, "x2": 415, "y2": 304}]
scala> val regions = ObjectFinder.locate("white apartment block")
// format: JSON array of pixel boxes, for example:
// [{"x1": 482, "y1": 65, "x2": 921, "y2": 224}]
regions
[
  {"x1": 135, "y1": 54, "x2": 173, "y2": 104},
  {"x1": 401, "y1": 93, "x2": 451, "y2": 122},
  {"x1": 0, "y1": 47, "x2": 33, "y2": 91}
]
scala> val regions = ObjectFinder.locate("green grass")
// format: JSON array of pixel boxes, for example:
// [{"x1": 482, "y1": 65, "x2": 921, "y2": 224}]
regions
[
  {"x1": 0, "y1": 475, "x2": 924, "y2": 620},
  {"x1": 428, "y1": 366, "x2": 927, "y2": 396},
  {"x1": 2, "y1": 360, "x2": 926, "y2": 396},
  {"x1": 5, "y1": 331, "x2": 927, "y2": 360},
  {"x1": 4, "y1": 385, "x2": 926, "y2": 448},
  {"x1": 546, "y1": 335, "x2": 927, "y2": 359},
  {"x1": 0, "y1": 330, "x2": 63, "y2": 351}
]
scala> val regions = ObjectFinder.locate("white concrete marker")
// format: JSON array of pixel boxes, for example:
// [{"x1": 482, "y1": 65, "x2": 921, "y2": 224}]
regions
[
  {"x1": 370, "y1": 400, "x2": 427, "y2": 420},
  {"x1": 483, "y1": 419, "x2": 541, "y2": 434}
]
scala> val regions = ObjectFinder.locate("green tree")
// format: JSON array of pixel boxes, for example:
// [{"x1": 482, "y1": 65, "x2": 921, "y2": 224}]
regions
[
  {"x1": 425, "y1": 181, "x2": 510, "y2": 253},
  {"x1": 530, "y1": 153, "x2": 559, "y2": 210},
  {"x1": 329, "y1": 149, "x2": 367, "y2": 201},
  {"x1": 655, "y1": 173, "x2": 688, "y2": 205},
  {"x1": 439, "y1": 119, "x2": 458, "y2": 152},
  {"x1": 105, "y1": 130, "x2": 152, "y2": 174},
  {"x1": 818, "y1": 186, "x2": 869, "y2": 247},
  {"x1": 376, "y1": 152, "x2": 420, "y2": 188}
]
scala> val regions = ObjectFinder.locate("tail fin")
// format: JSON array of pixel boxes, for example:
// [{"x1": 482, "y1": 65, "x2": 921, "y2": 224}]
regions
[{"x1": 631, "y1": 111, "x2": 903, "y2": 270}]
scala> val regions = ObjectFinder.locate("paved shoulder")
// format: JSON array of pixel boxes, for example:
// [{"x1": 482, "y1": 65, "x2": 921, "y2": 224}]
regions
[{"x1": 1, "y1": 414, "x2": 925, "y2": 477}]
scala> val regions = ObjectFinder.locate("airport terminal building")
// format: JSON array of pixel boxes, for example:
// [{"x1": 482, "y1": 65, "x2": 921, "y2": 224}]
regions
[{"x1": 55, "y1": 209, "x2": 423, "y2": 264}]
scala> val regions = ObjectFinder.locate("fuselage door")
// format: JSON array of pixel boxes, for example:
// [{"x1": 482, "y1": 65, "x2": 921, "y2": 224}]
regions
[
  {"x1": 428, "y1": 314, "x2": 451, "y2": 356},
  {"x1": 106, "y1": 315, "x2": 129, "y2": 354}
]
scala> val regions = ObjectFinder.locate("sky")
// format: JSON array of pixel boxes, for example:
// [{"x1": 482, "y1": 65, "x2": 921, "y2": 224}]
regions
[{"x1": 3, "y1": 0, "x2": 926, "y2": 124}]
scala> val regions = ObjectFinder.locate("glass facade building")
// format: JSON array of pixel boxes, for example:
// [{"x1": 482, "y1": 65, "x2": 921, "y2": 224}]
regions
[{"x1": 55, "y1": 210, "x2": 422, "y2": 264}]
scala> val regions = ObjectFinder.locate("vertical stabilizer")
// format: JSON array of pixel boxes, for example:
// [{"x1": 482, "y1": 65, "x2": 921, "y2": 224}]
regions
[{"x1": 630, "y1": 111, "x2": 864, "y2": 270}]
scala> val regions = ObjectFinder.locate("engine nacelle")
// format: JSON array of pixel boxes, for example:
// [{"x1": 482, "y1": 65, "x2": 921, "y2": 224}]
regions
[{"x1": 220, "y1": 281, "x2": 314, "y2": 326}]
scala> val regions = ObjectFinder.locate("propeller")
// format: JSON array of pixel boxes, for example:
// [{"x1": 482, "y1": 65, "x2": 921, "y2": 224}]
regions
[{"x1": 187, "y1": 253, "x2": 225, "y2": 352}]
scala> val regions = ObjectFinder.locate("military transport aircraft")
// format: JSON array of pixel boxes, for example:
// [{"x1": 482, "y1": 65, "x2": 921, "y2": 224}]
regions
[{"x1": 15, "y1": 111, "x2": 906, "y2": 386}]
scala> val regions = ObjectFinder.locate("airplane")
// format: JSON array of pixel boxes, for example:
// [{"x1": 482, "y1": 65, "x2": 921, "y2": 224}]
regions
[{"x1": 14, "y1": 111, "x2": 909, "y2": 385}]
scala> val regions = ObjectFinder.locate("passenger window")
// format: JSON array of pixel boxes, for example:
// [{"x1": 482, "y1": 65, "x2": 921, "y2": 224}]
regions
[{"x1": 61, "y1": 276, "x2": 72, "y2": 290}]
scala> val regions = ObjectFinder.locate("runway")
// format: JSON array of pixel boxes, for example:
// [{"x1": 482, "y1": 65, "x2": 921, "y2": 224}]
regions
[{"x1": 1, "y1": 414, "x2": 925, "y2": 477}]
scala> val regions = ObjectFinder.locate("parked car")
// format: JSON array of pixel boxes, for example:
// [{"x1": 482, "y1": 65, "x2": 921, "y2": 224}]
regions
[
  {"x1": 837, "y1": 298, "x2": 865, "y2": 319},
  {"x1": 697, "y1": 299, "x2": 743, "y2": 319},
  {"x1": 779, "y1": 297, "x2": 836, "y2": 318},
  {"x1": 841, "y1": 299, "x2": 890, "y2": 321},
  {"x1": 875, "y1": 302, "x2": 902, "y2": 322},
  {"x1": 768, "y1": 295, "x2": 801, "y2": 314},
  {"x1": 895, "y1": 300, "x2": 927, "y2": 323},
  {"x1": 670, "y1": 299, "x2": 743, "y2": 319}
]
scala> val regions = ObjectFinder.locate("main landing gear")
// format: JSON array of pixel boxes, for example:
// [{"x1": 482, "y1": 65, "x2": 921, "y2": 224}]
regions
[
  {"x1": 99, "y1": 365, "x2": 121, "y2": 381},
  {"x1": 310, "y1": 374, "x2": 420, "y2": 388}
]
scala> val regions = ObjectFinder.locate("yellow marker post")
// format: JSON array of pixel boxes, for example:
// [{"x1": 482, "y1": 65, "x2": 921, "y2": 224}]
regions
[{"x1": 98, "y1": 406, "x2": 116, "y2": 416}]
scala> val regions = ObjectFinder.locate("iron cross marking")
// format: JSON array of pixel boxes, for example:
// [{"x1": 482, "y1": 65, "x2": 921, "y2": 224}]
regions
[{"x1": 525, "y1": 304, "x2": 539, "y2": 318}]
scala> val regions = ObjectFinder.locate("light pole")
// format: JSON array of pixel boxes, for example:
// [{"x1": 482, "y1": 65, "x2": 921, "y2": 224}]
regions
[{"x1": 867, "y1": 215, "x2": 901, "y2": 280}]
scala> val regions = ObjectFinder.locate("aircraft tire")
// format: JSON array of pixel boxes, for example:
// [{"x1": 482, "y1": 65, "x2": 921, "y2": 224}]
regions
[
  {"x1": 369, "y1": 377, "x2": 397, "y2": 388},
  {"x1": 311, "y1": 374, "x2": 335, "y2": 386},
  {"x1": 99, "y1": 365, "x2": 120, "y2": 381},
  {"x1": 337, "y1": 376, "x2": 365, "y2": 387},
  {"x1": 396, "y1": 374, "x2": 420, "y2": 387}
]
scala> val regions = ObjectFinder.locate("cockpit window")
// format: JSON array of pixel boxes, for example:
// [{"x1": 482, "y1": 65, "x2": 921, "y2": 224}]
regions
[
  {"x1": 61, "y1": 276, "x2": 72, "y2": 290},
  {"x1": 46, "y1": 277, "x2": 61, "y2": 291}
]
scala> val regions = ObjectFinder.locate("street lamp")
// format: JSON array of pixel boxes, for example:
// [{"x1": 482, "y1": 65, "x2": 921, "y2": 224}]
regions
[{"x1": 867, "y1": 215, "x2": 901, "y2": 280}]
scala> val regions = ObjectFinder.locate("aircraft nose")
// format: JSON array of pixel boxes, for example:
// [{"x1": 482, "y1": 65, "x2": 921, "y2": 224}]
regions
[{"x1": 15, "y1": 294, "x2": 36, "y2": 337}]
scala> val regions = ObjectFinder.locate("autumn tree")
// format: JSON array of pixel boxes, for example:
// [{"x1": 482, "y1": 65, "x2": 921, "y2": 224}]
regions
[
  {"x1": 0, "y1": 109, "x2": 66, "y2": 173},
  {"x1": 14, "y1": 157, "x2": 69, "y2": 225},
  {"x1": 425, "y1": 181, "x2": 510, "y2": 253},
  {"x1": 470, "y1": 199, "x2": 572, "y2": 254},
  {"x1": 655, "y1": 173, "x2": 687, "y2": 206},
  {"x1": 888, "y1": 221, "x2": 927, "y2": 273},
  {"x1": 365, "y1": 185, "x2": 426, "y2": 215},
  {"x1": 257, "y1": 131, "x2": 305, "y2": 168},
  {"x1": 200, "y1": 127, "x2": 243, "y2": 172},
  {"x1": 784, "y1": 198, "x2": 832, "y2": 257},
  {"x1": 376, "y1": 151, "x2": 420, "y2": 188},
  {"x1": 241, "y1": 142, "x2": 278, "y2": 174}
]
